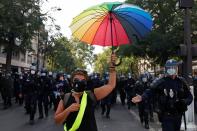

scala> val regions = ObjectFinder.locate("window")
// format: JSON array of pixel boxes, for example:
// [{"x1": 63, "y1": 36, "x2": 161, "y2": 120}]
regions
[
  {"x1": 12, "y1": 51, "x2": 20, "y2": 60},
  {"x1": 0, "y1": 46, "x2": 6, "y2": 57},
  {"x1": 27, "y1": 55, "x2": 32, "y2": 64},
  {"x1": 20, "y1": 53, "x2": 25, "y2": 62}
]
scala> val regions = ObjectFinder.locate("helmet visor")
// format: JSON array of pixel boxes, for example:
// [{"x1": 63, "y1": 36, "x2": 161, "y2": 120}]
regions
[{"x1": 165, "y1": 66, "x2": 178, "y2": 76}]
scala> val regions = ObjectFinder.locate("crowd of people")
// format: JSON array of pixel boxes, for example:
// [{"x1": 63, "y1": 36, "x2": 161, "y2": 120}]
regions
[{"x1": 0, "y1": 58, "x2": 197, "y2": 131}]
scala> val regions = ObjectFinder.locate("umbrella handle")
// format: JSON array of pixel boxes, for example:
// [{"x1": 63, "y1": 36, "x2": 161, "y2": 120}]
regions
[
  {"x1": 112, "y1": 51, "x2": 122, "y2": 66},
  {"x1": 114, "y1": 57, "x2": 122, "y2": 66},
  {"x1": 111, "y1": 48, "x2": 122, "y2": 66}
]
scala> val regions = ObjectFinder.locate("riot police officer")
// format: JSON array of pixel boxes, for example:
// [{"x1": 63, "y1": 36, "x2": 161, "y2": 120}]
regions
[
  {"x1": 132, "y1": 59, "x2": 193, "y2": 131},
  {"x1": 134, "y1": 73, "x2": 150, "y2": 129},
  {"x1": 89, "y1": 73, "x2": 102, "y2": 90},
  {"x1": 53, "y1": 73, "x2": 70, "y2": 111},
  {"x1": 48, "y1": 71, "x2": 55, "y2": 109},
  {"x1": 14, "y1": 73, "x2": 24, "y2": 105},
  {"x1": 117, "y1": 74, "x2": 126, "y2": 105},
  {"x1": 37, "y1": 70, "x2": 50, "y2": 119},
  {"x1": 100, "y1": 73, "x2": 113, "y2": 118},
  {"x1": 23, "y1": 70, "x2": 38, "y2": 124},
  {"x1": 193, "y1": 72, "x2": 197, "y2": 113},
  {"x1": 1, "y1": 73, "x2": 13, "y2": 109},
  {"x1": 125, "y1": 73, "x2": 136, "y2": 109}
]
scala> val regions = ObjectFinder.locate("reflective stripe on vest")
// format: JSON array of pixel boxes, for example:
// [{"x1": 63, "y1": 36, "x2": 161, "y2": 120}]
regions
[{"x1": 64, "y1": 91, "x2": 88, "y2": 131}]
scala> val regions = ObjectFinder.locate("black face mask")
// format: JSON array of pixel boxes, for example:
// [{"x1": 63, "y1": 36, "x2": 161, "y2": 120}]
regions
[{"x1": 72, "y1": 78, "x2": 87, "y2": 92}]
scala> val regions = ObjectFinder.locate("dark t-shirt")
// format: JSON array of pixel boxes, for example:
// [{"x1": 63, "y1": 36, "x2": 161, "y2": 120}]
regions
[{"x1": 64, "y1": 92, "x2": 97, "y2": 131}]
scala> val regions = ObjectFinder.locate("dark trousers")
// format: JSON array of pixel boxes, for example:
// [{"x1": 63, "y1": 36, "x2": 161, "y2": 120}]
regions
[
  {"x1": 119, "y1": 91, "x2": 126, "y2": 105},
  {"x1": 162, "y1": 115, "x2": 182, "y2": 131},
  {"x1": 101, "y1": 103, "x2": 111, "y2": 117},
  {"x1": 54, "y1": 96, "x2": 61, "y2": 111},
  {"x1": 25, "y1": 94, "x2": 37, "y2": 120},
  {"x1": 38, "y1": 95, "x2": 49, "y2": 117},
  {"x1": 138, "y1": 102, "x2": 149, "y2": 124},
  {"x1": 2, "y1": 95, "x2": 11, "y2": 108},
  {"x1": 49, "y1": 94, "x2": 56, "y2": 109},
  {"x1": 30, "y1": 97, "x2": 37, "y2": 120}
]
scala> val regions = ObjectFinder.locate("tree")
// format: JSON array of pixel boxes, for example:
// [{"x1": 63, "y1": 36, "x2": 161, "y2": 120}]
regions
[
  {"x1": 46, "y1": 37, "x2": 76, "y2": 73},
  {"x1": 70, "y1": 39, "x2": 95, "y2": 68},
  {"x1": 123, "y1": 0, "x2": 197, "y2": 66},
  {"x1": 46, "y1": 36, "x2": 95, "y2": 73},
  {"x1": 0, "y1": 0, "x2": 43, "y2": 73},
  {"x1": 94, "y1": 48, "x2": 138, "y2": 76}
]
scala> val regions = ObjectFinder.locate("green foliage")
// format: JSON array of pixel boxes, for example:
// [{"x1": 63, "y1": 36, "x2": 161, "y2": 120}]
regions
[
  {"x1": 46, "y1": 37, "x2": 95, "y2": 73},
  {"x1": 94, "y1": 48, "x2": 138, "y2": 75},
  {"x1": 46, "y1": 37, "x2": 76, "y2": 73},
  {"x1": 94, "y1": 48, "x2": 111, "y2": 74},
  {"x1": 123, "y1": 0, "x2": 197, "y2": 66},
  {"x1": 0, "y1": 0, "x2": 46, "y2": 73},
  {"x1": 0, "y1": 0, "x2": 42, "y2": 49},
  {"x1": 70, "y1": 39, "x2": 95, "y2": 68}
]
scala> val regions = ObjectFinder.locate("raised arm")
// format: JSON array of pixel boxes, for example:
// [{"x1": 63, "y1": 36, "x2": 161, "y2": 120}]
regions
[{"x1": 94, "y1": 54, "x2": 116, "y2": 100}]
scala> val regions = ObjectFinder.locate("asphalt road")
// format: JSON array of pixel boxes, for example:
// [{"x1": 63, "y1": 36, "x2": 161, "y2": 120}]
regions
[
  {"x1": 0, "y1": 100, "x2": 149, "y2": 131},
  {"x1": 1, "y1": 98, "x2": 196, "y2": 131}
]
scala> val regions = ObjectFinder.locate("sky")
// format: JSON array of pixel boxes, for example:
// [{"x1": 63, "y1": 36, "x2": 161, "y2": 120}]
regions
[{"x1": 41, "y1": 0, "x2": 125, "y2": 54}]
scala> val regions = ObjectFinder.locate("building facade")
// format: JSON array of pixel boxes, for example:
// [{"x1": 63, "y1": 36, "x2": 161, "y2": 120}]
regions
[{"x1": 0, "y1": 35, "x2": 45, "y2": 73}]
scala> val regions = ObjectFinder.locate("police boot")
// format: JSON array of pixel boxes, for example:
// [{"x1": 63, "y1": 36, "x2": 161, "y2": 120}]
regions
[{"x1": 144, "y1": 122, "x2": 149, "y2": 129}]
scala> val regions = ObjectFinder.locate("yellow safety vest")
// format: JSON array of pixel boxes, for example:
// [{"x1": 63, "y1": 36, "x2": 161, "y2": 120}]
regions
[{"x1": 64, "y1": 91, "x2": 87, "y2": 131}]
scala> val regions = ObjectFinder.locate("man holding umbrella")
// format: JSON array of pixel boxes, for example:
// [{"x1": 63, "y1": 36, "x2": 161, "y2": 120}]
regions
[{"x1": 54, "y1": 54, "x2": 116, "y2": 131}]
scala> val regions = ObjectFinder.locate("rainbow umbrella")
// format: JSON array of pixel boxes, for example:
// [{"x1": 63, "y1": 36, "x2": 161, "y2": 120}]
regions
[{"x1": 70, "y1": 2, "x2": 153, "y2": 51}]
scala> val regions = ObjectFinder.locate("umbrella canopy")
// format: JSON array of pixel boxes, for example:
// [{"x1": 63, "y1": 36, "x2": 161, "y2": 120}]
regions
[{"x1": 70, "y1": 2, "x2": 153, "y2": 47}]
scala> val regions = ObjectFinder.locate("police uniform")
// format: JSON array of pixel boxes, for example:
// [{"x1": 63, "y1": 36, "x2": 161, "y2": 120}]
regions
[
  {"x1": 142, "y1": 75, "x2": 193, "y2": 131},
  {"x1": 117, "y1": 75, "x2": 126, "y2": 105},
  {"x1": 135, "y1": 78, "x2": 150, "y2": 129},
  {"x1": 23, "y1": 73, "x2": 38, "y2": 124},
  {"x1": 100, "y1": 77, "x2": 112, "y2": 118},
  {"x1": 37, "y1": 73, "x2": 50, "y2": 119},
  {"x1": 125, "y1": 76, "x2": 136, "y2": 109},
  {"x1": 193, "y1": 76, "x2": 197, "y2": 113}
]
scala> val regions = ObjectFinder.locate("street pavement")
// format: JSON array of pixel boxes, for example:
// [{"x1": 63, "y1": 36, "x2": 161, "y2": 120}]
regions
[
  {"x1": 0, "y1": 99, "x2": 150, "y2": 131},
  {"x1": 0, "y1": 99, "x2": 196, "y2": 131}
]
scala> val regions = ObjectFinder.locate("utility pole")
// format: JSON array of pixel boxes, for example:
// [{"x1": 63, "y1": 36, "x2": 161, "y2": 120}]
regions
[
  {"x1": 184, "y1": 8, "x2": 192, "y2": 85},
  {"x1": 179, "y1": 1, "x2": 195, "y2": 130},
  {"x1": 37, "y1": 31, "x2": 40, "y2": 71}
]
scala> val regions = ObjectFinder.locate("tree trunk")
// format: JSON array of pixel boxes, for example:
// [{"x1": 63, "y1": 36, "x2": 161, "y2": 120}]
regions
[{"x1": 5, "y1": 34, "x2": 15, "y2": 75}]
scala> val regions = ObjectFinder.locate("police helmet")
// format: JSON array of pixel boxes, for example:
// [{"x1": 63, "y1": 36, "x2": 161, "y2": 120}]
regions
[
  {"x1": 48, "y1": 71, "x2": 53, "y2": 77},
  {"x1": 30, "y1": 70, "x2": 36, "y2": 75},
  {"x1": 41, "y1": 69, "x2": 47, "y2": 77},
  {"x1": 165, "y1": 59, "x2": 181, "y2": 76},
  {"x1": 140, "y1": 73, "x2": 148, "y2": 83}
]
